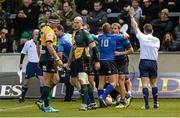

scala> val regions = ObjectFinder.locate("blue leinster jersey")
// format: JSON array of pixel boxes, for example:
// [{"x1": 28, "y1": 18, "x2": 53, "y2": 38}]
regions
[
  {"x1": 115, "y1": 39, "x2": 132, "y2": 60},
  {"x1": 57, "y1": 33, "x2": 72, "y2": 59},
  {"x1": 98, "y1": 33, "x2": 124, "y2": 60}
]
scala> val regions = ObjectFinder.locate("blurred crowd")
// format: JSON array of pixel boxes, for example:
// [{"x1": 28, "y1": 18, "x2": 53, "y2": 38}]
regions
[{"x1": 0, "y1": 0, "x2": 180, "y2": 53}]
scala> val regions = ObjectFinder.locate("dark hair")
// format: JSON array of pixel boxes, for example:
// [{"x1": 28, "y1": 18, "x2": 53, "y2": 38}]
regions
[
  {"x1": 57, "y1": 24, "x2": 64, "y2": 32},
  {"x1": 43, "y1": 10, "x2": 51, "y2": 14},
  {"x1": 161, "y1": 32, "x2": 175, "y2": 51},
  {"x1": 163, "y1": 32, "x2": 175, "y2": 42},
  {"x1": 143, "y1": 24, "x2": 153, "y2": 34},
  {"x1": 94, "y1": 0, "x2": 102, "y2": 6},
  {"x1": 48, "y1": 14, "x2": 60, "y2": 24},
  {"x1": 49, "y1": 14, "x2": 59, "y2": 20},
  {"x1": 131, "y1": 0, "x2": 139, "y2": 3},
  {"x1": 111, "y1": 23, "x2": 121, "y2": 29},
  {"x1": 63, "y1": 0, "x2": 72, "y2": 7}
]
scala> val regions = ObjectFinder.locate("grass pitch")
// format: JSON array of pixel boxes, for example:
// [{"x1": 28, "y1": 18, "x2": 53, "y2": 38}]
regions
[{"x1": 0, "y1": 98, "x2": 180, "y2": 117}]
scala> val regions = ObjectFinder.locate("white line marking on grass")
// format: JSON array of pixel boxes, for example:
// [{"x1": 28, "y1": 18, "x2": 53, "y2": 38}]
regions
[{"x1": 0, "y1": 105, "x2": 34, "y2": 112}]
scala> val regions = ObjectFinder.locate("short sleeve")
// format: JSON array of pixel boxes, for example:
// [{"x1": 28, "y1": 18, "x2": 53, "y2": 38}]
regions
[
  {"x1": 45, "y1": 28, "x2": 54, "y2": 43},
  {"x1": 136, "y1": 32, "x2": 145, "y2": 41},
  {"x1": 114, "y1": 34, "x2": 124, "y2": 41},
  {"x1": 122, "y1": 39, "x2": 132, "y2": 48},
  {"x1": 84, "y1": 31, "x2": 94, "y2": 45},
  {"x1": 21, "y1": 42, "x2": 28, "y2": 54}
]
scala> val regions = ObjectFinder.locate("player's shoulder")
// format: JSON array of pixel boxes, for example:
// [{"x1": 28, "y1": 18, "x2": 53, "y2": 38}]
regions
[
  {"x1": 151, "y1": 35, "x2": 160, "y2": 43},
  {"x1": 42, "y1": 26, "x2": 54, "y2": 33},
  {"x1": 136, "y1": 31, "x2": 144, "y2": 37},
  {"x1": 97, "y1": 34, "x2": 104, "y2": 41},
  {"x1": 113, "y1": 33, "x2": 123, "y2": 37},
  {"x1": 152, "y1": 35, "x2": 159, "y2": 41},
  {"x1": 25, "y1": 40, "x2": 32, "y2": 45},
  {"x1": 64, "y1": 33, "x2": 72, "y2": 39},
  {"x1": 78, "y1": 29, "x2": 89, "y2": 37},
  {"x1": 23, "y1": 40, "x2": 32, "y2": 48},
  {"x1": 98, "y1": 33, "x2": 103, "y2": 37},
  {"x1": 112, "y1": 34, "x2": 124, "y2": 40},
  {"x1": 82, "y1": 29, "x2": 89, "y2": 34}
]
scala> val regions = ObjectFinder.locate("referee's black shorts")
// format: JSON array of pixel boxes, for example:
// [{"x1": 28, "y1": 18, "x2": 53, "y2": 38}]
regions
[{"x1": 139, "y1": 59, "x2": 158, "y2": 78}]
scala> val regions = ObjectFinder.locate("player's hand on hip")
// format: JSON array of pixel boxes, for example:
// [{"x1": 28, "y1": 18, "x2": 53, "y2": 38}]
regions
[{"x1": 94, "y1": 62, "x2": 100, "y2": 70}]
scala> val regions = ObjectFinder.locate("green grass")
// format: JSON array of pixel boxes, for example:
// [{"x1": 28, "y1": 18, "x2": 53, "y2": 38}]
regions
[{"x1": 0, "y1": 99, "x2": 180, "y2": 117}]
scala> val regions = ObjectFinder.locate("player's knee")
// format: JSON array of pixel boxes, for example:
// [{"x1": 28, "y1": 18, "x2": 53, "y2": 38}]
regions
[
  {"x1": 78, "y1": 72, "x2": 89, "y2": 85},
  {"x1": 52, "y1": 74, "x2": 60, "y2": 84},
  {"x1": 70, "y1": 78, "x2": 75, "y2": 86}
]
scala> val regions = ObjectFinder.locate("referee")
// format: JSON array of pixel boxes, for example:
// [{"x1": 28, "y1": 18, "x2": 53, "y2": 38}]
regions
[
  {"x1": 129, "y1": 7, "x2": 160, "y2": 110},
  {"x1": 19, "y1": 29, "x2": 43, "y2": 103}
]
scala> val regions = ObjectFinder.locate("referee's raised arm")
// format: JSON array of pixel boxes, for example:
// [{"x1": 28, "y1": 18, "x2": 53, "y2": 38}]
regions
[
  {"x1": 129, "y1": 7, "x2": 141, "y2": 34},
  {"x1": 129, "y1": 7, "x2": 160, "y2": 110}
]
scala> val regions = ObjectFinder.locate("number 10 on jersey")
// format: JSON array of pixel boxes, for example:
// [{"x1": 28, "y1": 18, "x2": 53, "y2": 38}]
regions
[{"x1": 101, "y1": 39, "x2": 109, "y2": 47}]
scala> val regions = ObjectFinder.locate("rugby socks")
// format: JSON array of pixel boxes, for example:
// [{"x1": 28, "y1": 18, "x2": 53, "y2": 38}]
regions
[
  {"x1": 126, "y1": 92, "x2": 130, "y2": 99},
  {"x1": 87, "y1": 84, "x2": 95, "y2": 103},
  {"x1": 120, "y1": 98, "x2": 126, "y2": 105},
  {"x1": 41, "y1": 86, "x2": 51, "y2": 107},
  {"x1": 81, "y1": 85, "x2": 89, "y2": 105},
  {"x1": 152, "y1": 87, "x2": 158, "y2": 105},
  {"x1": 98, "y1": 89, "x2": 104, "y2": 97},
  {"x1": 79, "y1": 89, "x2": 90, "y2": 105},
  {"x1": 102, "y1": 84, "x2": 114, "y2": 100},
  {"x1": 21, "y1": 86, "x2": 28, "y2": 99},
  {"x1": 64, "y1": 81, "x2": 74, "y2": 102},
  {"x1": 48, "y1": 83, "x2": 56, "y2": 100},
  {"x1": 50, "y1": 83, "x2": 56, "y2": 89},
  {"x1": 142, "y1": 88, "x2": 149, "y2": 106}
]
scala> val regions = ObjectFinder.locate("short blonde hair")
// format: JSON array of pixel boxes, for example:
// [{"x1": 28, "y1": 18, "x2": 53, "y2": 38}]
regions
[
  {"x1": 111, "y1": 23, "x2": 121, "y2": 29},
  {"x1": 102, "y1": 23, "x2": 111, "y2": 33}
]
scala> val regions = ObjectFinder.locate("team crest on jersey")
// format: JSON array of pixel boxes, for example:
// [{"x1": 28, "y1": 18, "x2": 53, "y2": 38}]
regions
[{"x1": 47, "y1": 33, "x2": 53, "y2": 38}]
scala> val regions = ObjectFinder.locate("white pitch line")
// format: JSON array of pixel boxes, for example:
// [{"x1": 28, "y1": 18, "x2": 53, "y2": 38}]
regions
[{"x1": 0, "y1": 105, "x2": 34, "y2": 112}]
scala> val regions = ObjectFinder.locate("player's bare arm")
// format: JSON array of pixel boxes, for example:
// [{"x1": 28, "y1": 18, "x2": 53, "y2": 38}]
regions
[
  {"x1": 89, "y1": 41, "x2": 100, "y2": 70},
  {"x1": 114, "y1": 47, "x2": 134, "y2": 56},
  {"x1": 46, "y1": 41, "x2": 63, "y2": 66}
]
